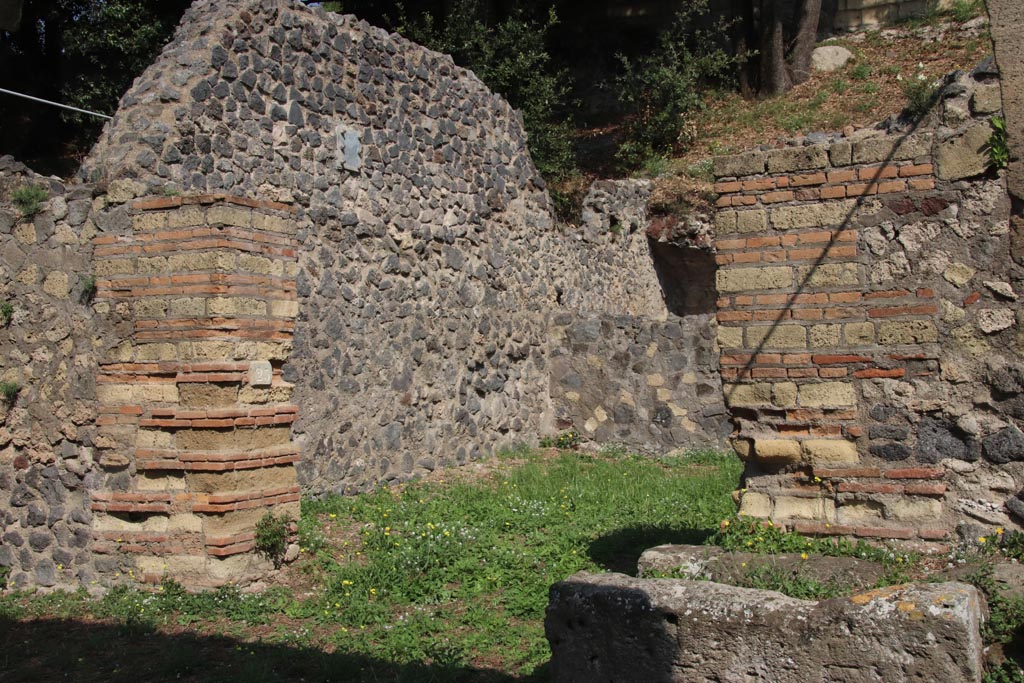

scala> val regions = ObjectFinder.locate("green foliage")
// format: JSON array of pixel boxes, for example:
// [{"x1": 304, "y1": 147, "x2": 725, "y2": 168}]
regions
[
  {"x1": 2, "y1": 449, "x2": 742, "y2": 677},
  {"x1": 254, "y1": 512, "x2": 291, "y2": 568},
  {"x1": 10, "y1": 185, "x2": 48, "y2": 217},
  {"x1": 78, "y1": 274, "x2": 97, "y2": 304},
  {"x1": 0, "y1": 381, "x2": 20, "y2": 406},
  {"x1": 396, "y1": 1, "x2": 576, "y2": 179},
  {"x1": 989, "y1": 116, "x2": 1010, "y2": 171},
  {"x1": 898, "y1": 66, "x2": 940, "y2": 120},
  {"x1": 710, "y1": 516, "x2": 916, "y2": 581},
  {"x1": 613, "y1": 2, "x2": 736, "y2": 170},
  {"x1": 830, "y1": 78, "x2": 850, "y2": 94},
  {"x1": 849, "y1": 63, "x2": 871, "y2": 81},
  {"x1": 740, "y1": 564, "x2": 846, "y2": 600},
  {"x1": 987, "y1": 662, "x2": 1024, "y2": 683},
  {"x1": 58, "y1": 1, "x2": 192, "y2": 138},
  {"x1": 538, "y1": 429, "x2": 581, "y2": 449},
  {"x1": 0, "y1": 302, "x2": 13, "y2": 327},
  {"x1": 0, "y1": 564, "x2": 10, "y2": 588},
  {"x1": 949, "y1": 0, "x2": 985, "y2": 23}
]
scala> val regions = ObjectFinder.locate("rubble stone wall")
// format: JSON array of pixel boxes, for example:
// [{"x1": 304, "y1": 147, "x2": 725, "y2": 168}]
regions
[
  {"x1": 714, "y1": 65, "x2": 1022, "y2": 541},
  {"x1": 1, "y1": 0, "x2": 728, "y2": 588}
]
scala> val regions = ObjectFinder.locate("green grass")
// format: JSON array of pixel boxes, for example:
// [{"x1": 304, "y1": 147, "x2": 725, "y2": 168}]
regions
[{"x1": 0, "y1": 447, "x2": 743, "y2": 681}]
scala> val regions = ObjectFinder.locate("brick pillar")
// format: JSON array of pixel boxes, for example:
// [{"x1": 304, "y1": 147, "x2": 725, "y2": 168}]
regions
[
  {"x1": 713, "y1": 136, "x2": 952, "y2": 543},
  {"x1": 90, "y1": 195, "x2": 301, "y2": 587}
]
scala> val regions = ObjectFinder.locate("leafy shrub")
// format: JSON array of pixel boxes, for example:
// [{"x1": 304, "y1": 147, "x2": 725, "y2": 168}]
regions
[
  {"x1": 539, "y1": 429, "x2": 581, "y2": 450},
  {"x1": 254, "y1": 511, "x2": 291, "y2": 568},
  {"x1": 987, "y1": 662, "x2": 1024, "y2": 683},
  {"x1": 0, "y1": 302, "x2": 12, "y2": 327},
  {"x1": 10, "y1": 185, "x2": 48, "y2": 217},
  {"x1": 614, "y1": 1, "x2": 736, "y2": 171},
  {"x1": 989, "y1": 116, "x2": 1010, "y2": 171}
]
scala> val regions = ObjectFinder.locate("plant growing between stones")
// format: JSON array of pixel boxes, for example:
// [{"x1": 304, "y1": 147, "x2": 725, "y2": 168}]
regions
[
  {"x1": 988, "y1": 116, "x2": 1010, "y2": 171},
  {"x1": 539, "y1": 429, "x2": 581, "y2": 450},
  {"x1": 898, "y1": 64, "x2": 939, "y2": 120},
  {"x1": 0, "y1": 302, "x2": 12, "y2": 327},
  {"x1": 0, "y1": 381, "x2": 20, "y2": 406},
  {"x1": 255, "y1": 511, "x2": 291, "y2": 568},
  {"x1": 78, "y1": 274, "x2": 97, "y2": 304},
  {"x1": 10, "y1": 185, "x2": 48, "y2": 217}
]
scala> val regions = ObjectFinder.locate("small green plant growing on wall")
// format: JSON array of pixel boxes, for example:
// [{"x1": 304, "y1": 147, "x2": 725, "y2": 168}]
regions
[
  {"x1": 10, "y1": 185, "x2": 48, "y2": 217},
  {"x1": 898, "y1": 65, "x2": 939, "y2": 120},
  {"x1": 254, "y1": 511, "x2": 291, "y2": 568},
  {"x1": 0, "y1": 302, "x2": 12, "y2": 327},
  {"x1": 78, "y1": 274, "x2": 97, "y2": 304},
  {"x1": 539, "y1": 429, "x2": 582, "y2": 450},
  {"x1": 0, "y1": 381, "x2": 20, "y2": 406},
  {"x1": 988, "y1": 116, "x2": 1010, "y2": 171}
]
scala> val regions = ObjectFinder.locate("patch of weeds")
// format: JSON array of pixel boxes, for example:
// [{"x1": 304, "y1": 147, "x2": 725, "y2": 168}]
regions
[
  {"x1": 597, "y1": 443, "x2": 630, "y2": 459},
  {"x1": 684, "y1": 158, "x2": 714, "y2": 182},
  {"x1": 899, "y1": 65, "x2": 940, "y2": 119},
  {"x1": 255, "y1": 511, "x2": 292, "y2": 568},
  {"x1": 855, "y1": 97, "x2": 880, "y2": 113},
  {"x1": 0, "y1": 302, "x2": 12, "y2": 327},
  {"x1": 880, "y1": 64, "x2": 900, "y2": 77},
  {"x1": 0, "y1": 564, "x2": 10, "y2": 588},
  {"x1": 741, "y1": 564, "x2": 846, "y2": 600},
  {"x1": 539, "y1": 429, "x2": 581, "y2": 450},
  {"x1": 78, "y1": 274, "x2": 97, "y2": 304},
  {"x1": 710, "y1": 516, "x2": 917, "y2": 576},
  {"x1": 10, "y1": 184, "x2": 48, "y2": 217},
  {"x1": 968, "y1": 563, "x2": 1024, "y2": 646},
  {"x1": 0, "y1": 381, "x2": 20, "y2": 406},
  {"x1": 863, "y1": 30, "x2": 884, "y2": 47},
  {"x1": 861, "y1": 81, "x2": 880, "y2": 95},
  {"x1": 988, "y1": 116, "x2": 1010, "y2": 171},
  {"x1": 949, "y1": 0, "x2": 984, "y2": 23},
  {"x1": 849, "y1": 63, "x2": 871, "y2": 81},
  {"x1": 830, "y1": 78, "x2": 850, "y2": 95},
  {"x1": 641, "y1": 154, "x2": 670, "y2": 178}
]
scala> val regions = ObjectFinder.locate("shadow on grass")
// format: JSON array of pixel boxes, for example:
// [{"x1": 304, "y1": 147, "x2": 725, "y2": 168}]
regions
[
  {"x1": 587, "y1": 525, "x2": 716, "y2": 575},
  {"x1": 0, "y1": 616, "x2": 546, "y2": 683}
]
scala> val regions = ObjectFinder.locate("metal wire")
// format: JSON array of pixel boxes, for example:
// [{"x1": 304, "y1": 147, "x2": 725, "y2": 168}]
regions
[{"x1": 0, "y1": 87, "x2": 112, "y2": 120}]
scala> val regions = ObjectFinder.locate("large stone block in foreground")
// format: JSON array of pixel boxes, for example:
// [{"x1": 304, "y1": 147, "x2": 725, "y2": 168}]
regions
[{"x1": 545, "y1": 572, "x2": 983, "y2": 683}]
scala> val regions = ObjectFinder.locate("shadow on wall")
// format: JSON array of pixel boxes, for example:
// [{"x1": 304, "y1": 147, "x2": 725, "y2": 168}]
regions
[
  {"x1": 0, "y1": 615, "x2": 547, "y2": 683},
  {"x1": 648, "y1": 239, "x2": 718, "y2": 317}
]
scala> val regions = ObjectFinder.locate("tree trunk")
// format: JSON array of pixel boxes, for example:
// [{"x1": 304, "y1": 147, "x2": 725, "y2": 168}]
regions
[
  {"x1": 758, "y1": 0, "x2": 790, "y2": 97},
  {"x1": 788, "y1": 0, "x2": 822, "y2": 86}
]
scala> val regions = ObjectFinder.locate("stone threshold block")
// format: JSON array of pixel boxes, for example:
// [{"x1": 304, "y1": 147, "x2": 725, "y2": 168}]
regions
[{"x1": 546, "y1": 572, "x2": 983, "y2": 683}]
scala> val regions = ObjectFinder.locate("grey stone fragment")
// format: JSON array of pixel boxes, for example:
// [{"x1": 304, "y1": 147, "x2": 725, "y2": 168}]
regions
[
  {"x1": 546, "y1": 573, "x2": 984, "y2": 683},
  {"x1": 983, "y1": 426, "x2": 1024, "y2": 464}
]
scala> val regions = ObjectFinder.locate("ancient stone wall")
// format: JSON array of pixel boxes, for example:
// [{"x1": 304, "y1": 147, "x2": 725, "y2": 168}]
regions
[
  {"x1": 832, "y1": 0, "x2": 958, "y2": 32},
  {"x1": 0, "y1": 160, "x2": 110, "y2": 589},
  {"x1": 1, "y1": 0, "x2": 728, "y2": 588},
  {"x1": 78, "y1": 0, "x2": 727, "y2": 496},
  {"x1": 714, "y1": 65, "x2": 1021, "y2": 541}
]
